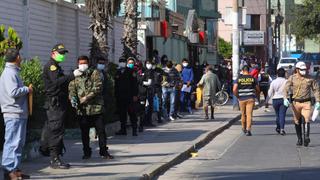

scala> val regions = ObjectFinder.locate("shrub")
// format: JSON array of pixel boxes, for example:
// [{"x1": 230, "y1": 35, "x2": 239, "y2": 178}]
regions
[{"x1": 0, "y1": 25, "x2": 23, "y2": 56}]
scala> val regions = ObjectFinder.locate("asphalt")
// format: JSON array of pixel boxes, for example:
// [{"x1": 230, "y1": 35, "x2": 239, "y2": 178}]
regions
[
  {"x1": 158, "y1": 107, "x2": 320, "y2": 180},
  {"x1": 6, "y1": 104, "x2": 241, "y2": 180}
]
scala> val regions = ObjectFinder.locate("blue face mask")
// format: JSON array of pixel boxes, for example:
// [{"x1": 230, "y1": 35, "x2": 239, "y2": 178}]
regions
[{"x1": 127, "y1": 64, "x2": 134, "y2": 69}]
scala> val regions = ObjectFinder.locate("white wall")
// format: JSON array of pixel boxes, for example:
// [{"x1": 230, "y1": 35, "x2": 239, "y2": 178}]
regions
[{"x1": 0, "y1": 0, "x2": 124, "y2": 71}]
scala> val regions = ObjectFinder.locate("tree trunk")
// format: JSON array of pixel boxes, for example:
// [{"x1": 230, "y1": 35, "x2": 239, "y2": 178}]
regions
[{"x1": 122, "y1": 0, "x2": 138, "y2": 59}]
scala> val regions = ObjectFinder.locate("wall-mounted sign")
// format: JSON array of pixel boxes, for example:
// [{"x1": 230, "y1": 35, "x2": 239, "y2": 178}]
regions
[{"x1": 243, "y1": 31, "x2": 264, "y2": 45}]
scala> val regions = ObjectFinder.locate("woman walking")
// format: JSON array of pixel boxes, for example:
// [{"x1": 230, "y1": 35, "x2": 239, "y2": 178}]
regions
[{"x1": 266, "y1": 68, "x2": 288, "y2": 135}]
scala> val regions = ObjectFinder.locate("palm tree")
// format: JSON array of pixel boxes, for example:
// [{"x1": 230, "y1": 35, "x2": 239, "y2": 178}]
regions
[
  {"x1": 122, "y1": 0, "x2": 138, "y2": 59},
  {"x1": 85, "y1": 0, "x2": 122, "y2": 63}
]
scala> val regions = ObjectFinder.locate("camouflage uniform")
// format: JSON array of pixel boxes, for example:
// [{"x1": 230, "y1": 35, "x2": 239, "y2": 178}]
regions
[{"x1": 68, "y1": 68, "x2": 110, "y2": 157}]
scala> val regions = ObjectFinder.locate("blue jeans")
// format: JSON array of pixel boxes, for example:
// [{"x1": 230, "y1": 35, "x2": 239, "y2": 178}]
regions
[
  {"x1": 180, "y1": 91, "x2": 192, "y2": 112},
  {"x1": 272, "y1": 99, "x2": 288, "y2": 130},
  {"x1": 162, "y1": 87, "x2": 176, "y2": 118},
  {"x1": 1, "y1": 117, "x2": 27, "y2": 172}
]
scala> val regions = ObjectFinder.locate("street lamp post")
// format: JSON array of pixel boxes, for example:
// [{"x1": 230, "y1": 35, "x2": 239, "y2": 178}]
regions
[{"x1": 232, "y1": 0, "x2": 240, "y2": 110}]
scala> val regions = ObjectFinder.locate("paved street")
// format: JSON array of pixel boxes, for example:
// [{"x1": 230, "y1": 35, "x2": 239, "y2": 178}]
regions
[
  {"x1": 159, "y1": 107, "x2": 320, "y2": 180},
  {"x1": 18, "y1": 105, "x2": 240, "y2": 180}
]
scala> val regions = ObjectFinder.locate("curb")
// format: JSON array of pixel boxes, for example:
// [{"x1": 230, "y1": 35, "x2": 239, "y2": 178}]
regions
[{"x1": 140, "y1": 114, "x2": 241, "y2": 180}]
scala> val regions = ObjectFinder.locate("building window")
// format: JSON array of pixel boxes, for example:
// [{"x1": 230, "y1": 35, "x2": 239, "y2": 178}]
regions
[{"x1": 250, "y1": 15, "x2": 260, "y2": 30}]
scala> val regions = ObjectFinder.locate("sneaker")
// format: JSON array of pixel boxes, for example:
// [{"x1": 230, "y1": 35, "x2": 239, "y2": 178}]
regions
[
  {"x1": 242, "y1": 129, "x2": 247, "y2": 134},
  {"x1": 176, "y1": 113, "x2": 184, "y2": 119},
  {"x1": 275, "y1": 128, "x2": 280, "y2": 134},
  {"x1": 264, "y1": 108, "x2": 271, "y2": 112},
  {"x1": 246, "y1": 131, "x2": 252, "y2": 136},
  {"x1": 101, "y1": 151, "x2": 114, "y2": 160},
  {"x1": 280, "y1": 129, "x2": 286, "y2": 136},
  {"x1": 169, "y1": 116, "x2": 176, "y2": 121},
  {"x1": 50, "y1": 157, "x2": 70, "y2": 169}
]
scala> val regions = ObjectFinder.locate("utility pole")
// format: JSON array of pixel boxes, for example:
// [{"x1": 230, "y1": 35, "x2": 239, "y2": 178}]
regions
[{"x1": 232, "y1": 0, "x2": 240, "y2": 110}]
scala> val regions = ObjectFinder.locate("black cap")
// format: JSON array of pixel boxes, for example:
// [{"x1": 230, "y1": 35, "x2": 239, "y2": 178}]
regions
[
  {"x1": 4, "y1": 48, "x2": 20, "y2": 62},
  {"x1": 52, "y1": 43, "x2": 69, "y2": 53},
  {"x1": 119, "y1": 56, "x2": 126, "y2": 63}
]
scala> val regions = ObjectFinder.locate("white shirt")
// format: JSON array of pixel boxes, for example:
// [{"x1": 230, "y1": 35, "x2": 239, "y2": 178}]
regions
[{"x1": 266, "y1": 77, "x2": 287, "y2": 101}]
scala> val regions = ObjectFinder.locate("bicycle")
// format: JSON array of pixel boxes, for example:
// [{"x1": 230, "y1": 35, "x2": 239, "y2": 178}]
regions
[{"x1": 215, "y1": 83, "x2": 229, "y2": 106}]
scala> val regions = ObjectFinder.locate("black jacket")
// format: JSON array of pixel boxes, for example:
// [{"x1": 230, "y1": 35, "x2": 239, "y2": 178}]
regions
[{"x1": 114, "y1": 67, "x2": 138, "y2": 102}]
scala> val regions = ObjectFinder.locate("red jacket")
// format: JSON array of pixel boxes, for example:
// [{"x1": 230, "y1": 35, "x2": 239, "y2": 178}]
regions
[{"x1": 250, "y1": 68, "x2": 259, "y2": 79}]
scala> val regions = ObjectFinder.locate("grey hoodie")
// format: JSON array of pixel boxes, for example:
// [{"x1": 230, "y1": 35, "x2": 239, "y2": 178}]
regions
[{"x1": 0, "y1": 63, "x2": 29, "y2": 119}]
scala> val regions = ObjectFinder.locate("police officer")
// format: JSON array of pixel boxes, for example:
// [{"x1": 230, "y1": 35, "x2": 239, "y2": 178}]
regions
[
  {"x1": 284, "y1": 61, "x2": 320, "y2": 147},
  {"x1": 115, "y1": 57, "x2": 139, "y2": 136},
  {"x1": 68, "y1": 56, "x2": 113, "y2": 160},
  {"x1": 40, "y1": 44, "x2": 83, "y2": 169}
]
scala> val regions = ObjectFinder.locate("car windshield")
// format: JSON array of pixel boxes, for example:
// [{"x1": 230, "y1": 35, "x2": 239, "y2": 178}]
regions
[{"x1": 280, "y1": 58, "x2": 297, "y2": 63}]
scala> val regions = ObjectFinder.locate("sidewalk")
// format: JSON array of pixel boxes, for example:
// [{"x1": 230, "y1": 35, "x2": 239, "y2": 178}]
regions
[{"x1": 21, "y1": 105, "x2": 240, "y2": 180}]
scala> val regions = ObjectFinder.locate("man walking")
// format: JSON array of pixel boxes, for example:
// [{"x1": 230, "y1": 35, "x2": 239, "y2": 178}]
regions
[
  {"x1": 233, "y1": 65, "x2": 260, "y2": 136},
  {"x1": 69, "y1": 56, "x2": 113, "y2": 160},
  {"x1": 283, "y1": 61, "x2": 320, "y2": 146},
  {"x1": 40, "y1": 44, "x2": 82, "y2": 169},
  {"x1": 197, "y1": 66, "x2": 221, "y2": 120},
  {"x1": 0, "y1": 48, "x2": 32, "y2": 180}
]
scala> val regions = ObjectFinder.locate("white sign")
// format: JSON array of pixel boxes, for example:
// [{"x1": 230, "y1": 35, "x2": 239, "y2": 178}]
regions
[{"x1": 243, "y1": 31, "x2": 264, "y2": 45}]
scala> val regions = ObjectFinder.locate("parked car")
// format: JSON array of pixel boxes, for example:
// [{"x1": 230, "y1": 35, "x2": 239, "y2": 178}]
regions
[
  {"x1": 277, "y1": 57, "x2": 298, "y2": 70},
  {"x1": 299, "y1": 52, "x2": 320, "y2": 76}
]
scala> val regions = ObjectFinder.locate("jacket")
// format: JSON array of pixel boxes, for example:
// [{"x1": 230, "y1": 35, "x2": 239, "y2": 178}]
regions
[
  {"x1": 162, "y1": 67, "x2": 181, "y2": 88},
  {"x1": 68, "y1": 68, "x2": 104, "y2": 116},
  {"x1": 181, "y1": 66, "x2": 194, "y2": 84},
  {"x1": 198, "y1": 71, "x2": 221, "y2": 98},
  {"x1": 0, "y1": 63, "x2": 29, "y2": 119},
  {"x1": 114, "y1": 67, "x2": 139, "y2": 102}
]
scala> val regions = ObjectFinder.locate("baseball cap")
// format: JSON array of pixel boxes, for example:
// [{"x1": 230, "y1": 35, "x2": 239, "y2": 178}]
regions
[
  {"x1": 295, "y1": 61, "x2": 307, "y2": 70},
  {"x1": 52, "y1": 43, "x2": 69, "y2": 53}
]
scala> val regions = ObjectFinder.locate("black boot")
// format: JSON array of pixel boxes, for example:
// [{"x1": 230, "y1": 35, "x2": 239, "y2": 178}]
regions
[
  {"x1": 304, "y1": 122, "x2": 310, "y2": 147},
  {"x1": 295, "y1": 123, "x2": 303, "y2": 146},
  {"x1": 82, "y1": 148, "x2": 92, "y2": 159},
  {"x1": 210, "y1": 107, "x2": 214, "y2": 120},
  {"x1": 50, "y1": 156, "x2": 70, "y2": 169}
]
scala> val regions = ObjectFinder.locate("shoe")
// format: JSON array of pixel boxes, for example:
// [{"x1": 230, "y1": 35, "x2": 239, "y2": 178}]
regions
[
  {"x1": 211, "y1": 115, "x2": 214, "y2": 120},
  {"x1": 204, "y1": 116, "x2": 209, "y2": 120},
  {"x1": 264, "y1": 108, "x2": 271, "y2": 112},
  {"x1": 296, "y1": 139, "x2": 303, "y2": 146},
  {"x1": 50, "y1": 157, "x2": 70, "y2": 169},
  {"x1": 280, "y1": 129, "x2": 286, "y2": 136},
  {"x1": 16, "y1": 170, "x2": 30, "y2": 179},
  {"x1": 169, "y1": 116, "x2": 176, "y2": 121},
  {"x1": 101, "y1": 151, "x2": 114, "y2": 160},
  {"x1": 176, "y1": 113, "x2": 184, "y2": 119},
  {"x1": 275, "y1": 128, "x2": 280, "y2": 134},
  {"x1": 304, "y1": 123, "x2": 310, "y2": 147},
  {"x1": 115, "y1": 130, "x2": 127, "y2": 136},
  {"x1": 242, "y1": 129, "x2": 247, "y2": 134},
  {"x1": 82, "y1": 151, "x2": 92, "y2": 159},
  {"x1": 246, "y1": 131, "x2": 252, "y2": 136}
]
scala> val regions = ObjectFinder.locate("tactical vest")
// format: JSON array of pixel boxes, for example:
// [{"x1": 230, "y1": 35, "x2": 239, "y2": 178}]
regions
[
  {"x1": 237, "y1": 74, "x2": 256, "y2": 98},
  {"x1": 259, "y1": 73, "x2": 270, "y2": 87}
]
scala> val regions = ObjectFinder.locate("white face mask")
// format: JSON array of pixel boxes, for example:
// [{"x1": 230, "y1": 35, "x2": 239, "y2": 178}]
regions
[
  {"x1": 299, "y1": 69, "x2": 306, "y2": 76},
  {"x1": 119, "y1": 62, "x2": 126, "y2": 68},
  {"x1": 146, "y1": 64, "x2": 153, "y2": 70},
  {"x1": 97, "y1": 64, "x2": 105, "y2": 70},
  {"x1": 79, "y1": 64, "x2": 89, "y2": 72},
  {"x1": 182, "y1": 63, "x2": 188, "y2": 67}
]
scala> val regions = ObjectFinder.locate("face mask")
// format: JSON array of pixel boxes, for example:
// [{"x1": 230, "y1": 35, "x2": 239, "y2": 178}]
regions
[
  {"x1": 97, "y1": 64, "x2": 105, "y2": 70},
  {"x1": 182, "y1": 63, "x2": 188, "y2": 67},
  {"x1": 299, "y1": 69, "x2": 306, "y2": 75},
  {"x1": 79, "y1": 64, "x2": 89, "y2": 72},
  {"x1": 54, "y1": 53, "x2": 66, "y2": 63},
  {"x1": 146, "y1": 64, "x2": 153, "y2": 70},
  {"x1": 119, "y1": 62, "x2": 126, "y2": 68},
  {"x1": 127, "y1": 64, "x2": 134, "y2": 69}
]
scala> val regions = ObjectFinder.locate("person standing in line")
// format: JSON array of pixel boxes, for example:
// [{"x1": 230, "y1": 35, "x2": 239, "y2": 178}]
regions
[
  {"x1": 40, "y1": 44, "x2": 82, "y2": 169},
  {"x1": 141, "y1": 60, "x2": 155, "y2": 127},
  {"x1": 0, "y1": 48, "x2": 32, "y2": 180},
  {"x1": 233, "y1": 65, "x2": 260, "y2": 136},
  {"x1": 68, "y1": 56, "x2": 113, "y2": 160},
  {"x1": 265, "y1": 68, "x2": 288, "y2": 135},
  {"x1": 283, "y1": 61, "x2": 320, "y2": 147},
  {"x1": 114, "y1": 57, "x2": 139, "y2": 136},
  {"x1": 197, "y1": 66, "x2": 221, "y2": 120},
  {"x1": 180, "y1": 59, "x2": 194, "y2": 114},
  {"x1": 258, "y1": 68, "x2": 272, "y2": 111},
  {"x1": 152, "y1": 62, "x2": 164, "y2": 123},
  {"x1": 162, "y1": 61, "x2": 180, "y2": 121}
]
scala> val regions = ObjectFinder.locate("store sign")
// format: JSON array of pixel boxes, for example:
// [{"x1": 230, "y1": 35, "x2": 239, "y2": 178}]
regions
[{"x1": 243, "y1": 31, "x2": 264, "y2": 45}]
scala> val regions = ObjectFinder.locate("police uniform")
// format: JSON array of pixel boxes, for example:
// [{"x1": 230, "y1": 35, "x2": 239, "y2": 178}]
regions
[
  {"x1": 40, "y1": 44, "x2": 74, "y2": 169},
  {"x1": 68, "y1": 68, "x2": 113, "y2": 159},
  {"x1": 284, "y1": 73, "x2": 320, "y2": 146}
]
